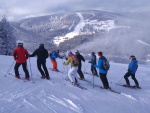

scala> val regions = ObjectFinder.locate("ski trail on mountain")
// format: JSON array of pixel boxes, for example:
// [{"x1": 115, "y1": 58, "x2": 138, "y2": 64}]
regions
[
  {"x1": 65, "y1": 12, "x2": 85, "y2": 38},
  {"x1": 53, "y1": 12, "x2": 86, "y2": 46}
]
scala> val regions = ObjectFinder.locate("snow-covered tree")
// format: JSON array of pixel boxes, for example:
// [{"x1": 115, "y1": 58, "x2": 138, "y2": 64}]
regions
[{"x1": 0, "y1": 16, "x2": 16, "y2": 55}]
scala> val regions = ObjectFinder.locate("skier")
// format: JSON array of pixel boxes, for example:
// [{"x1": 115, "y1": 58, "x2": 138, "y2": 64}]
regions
[
  {"x1": 63, "y1": 52, "x2": 79, "y2": 85},
  {"x1": 30, "y1": 44, "x2": 50, "y2": 80},
  {"x1": 75, "y1": 50, "x2": 85, "y2": 80},
  {"x1": 94, "y1": 51, "x2": 110, "y2": 89},
  {"x1": 50, "y1": 50, "x2": 63, "y2": 71},
  {"x1": 13, "y1": 42, "x2": 30, "y2": 80},
  {"x1": 89, "y1": 52, "x2": 98, "y2": 76},
  {"x1": 124, "y1": 55, "x2": 140, "y2": 88}
]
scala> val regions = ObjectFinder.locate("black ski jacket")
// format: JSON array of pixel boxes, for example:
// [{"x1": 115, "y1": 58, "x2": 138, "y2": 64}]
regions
[
  {"x1": 90, "y1": 55, "x2": 97, "y2": 65},
  {"x1": 30, "y1": 46, "x2": 48, "y2": 62},
  {"x1": 76, "y1": 53, "x2": 85, "y2": 65}
]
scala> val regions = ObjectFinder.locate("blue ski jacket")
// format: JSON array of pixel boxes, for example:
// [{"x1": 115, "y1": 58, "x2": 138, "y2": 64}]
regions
[
  {"x1": 128, "y1": 58, "x2": 138, "y2": 74},
  {"x1": 50, "y1": 51, "x2": 62, "y2": 60},
  {"x1": 94, "y1": 56, "x2": 107, "y2": 74}
]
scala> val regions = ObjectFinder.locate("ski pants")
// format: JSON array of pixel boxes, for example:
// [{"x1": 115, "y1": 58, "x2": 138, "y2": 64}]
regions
[
  {"x1": 14, "y1": 62, "x2": 29, "y2": 78},
  {"x1": 51, "y1": 60, "x2": 57, "y2": 70},
  {"x1": 77, "y1": 64, "x2": 84, "y2": 79},
  {"x1": 91, "y1": 65, "x2": 98, "y2": 75},
  {"x1": 68, "y1": 67, "x2": 78, "y2": 83},
  {"x1": 37, "y1": 61, "x2": 49, "y2": 78},
  {"x1": 99, "y1": 73, "x2": 109, "y2": 88},
  {"x1": 124, "y1": 72, "x2": 139, "y2": 87}
]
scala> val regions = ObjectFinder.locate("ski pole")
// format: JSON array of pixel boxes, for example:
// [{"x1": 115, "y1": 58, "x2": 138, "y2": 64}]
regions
[
  {"x1": 116, "y1": 76, "x2": 124, "y2": 85},
  {"x1": 62, "y1": 59, "x2": 65, "y2": 74},
  {"x1": 66, "y1": 65, "x2": 69, "y2": 76},
  {"x1": 93, "y1": 73, "x2": 94, "y2": 88},
  {"x1": 4, "y1": 60, "x2": 15, "y2": 77},
  {"x1": 83, "y1": 53, "x2": 85, "y2": 73},
  {"x1": 29, "y1": 58, "x2": 34, "y2": 83},
  {"x1": 84, "y1": 63, "x2": 89, "y2": 73},
  {"x1": 84, "y1": 61, "x2": 85, "y2": 73}
]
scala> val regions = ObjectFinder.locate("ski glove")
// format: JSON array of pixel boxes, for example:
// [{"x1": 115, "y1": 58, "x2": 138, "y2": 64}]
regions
[{"x1": 128, "y1": 69, "x2": 130, "y2": 72}]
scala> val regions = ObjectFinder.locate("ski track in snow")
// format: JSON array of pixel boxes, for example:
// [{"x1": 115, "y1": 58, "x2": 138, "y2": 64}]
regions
[
  {"x1": 137, "y1": 40, "x2": 150, "y2": 46},
  {"x1": 64, "y1": 98, "x2": 83, "y2": 113},
  {"x1": 121, "y1": 93, "x2": 138, "y2": 101}
]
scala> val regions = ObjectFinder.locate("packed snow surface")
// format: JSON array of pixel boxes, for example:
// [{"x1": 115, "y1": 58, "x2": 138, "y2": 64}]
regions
[{"x1": 0, "y1": 55, "x2": 150, "y2": 113}]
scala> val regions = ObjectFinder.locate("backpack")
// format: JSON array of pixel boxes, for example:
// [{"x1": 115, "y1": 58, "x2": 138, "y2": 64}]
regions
[
  {"x1": 71, "y1": 55, "x2": 79, "y2": 66},
  {"x1": 49, "y1": 51, "x2": 54, "y2": 56},
  {"x1": 102, "y1": 59, "x2": 110, "y2": 71}
]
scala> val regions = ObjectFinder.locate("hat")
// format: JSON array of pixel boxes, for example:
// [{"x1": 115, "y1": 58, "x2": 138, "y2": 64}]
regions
[
  {"x1": 68, "y1": 52, "x2": 73, "y2": 56},
  {"x1": 91, "y1": 52, "x2": 95, "y2": 55},
  {"x1": 39, "y1": 44, "x2": 44, "y2": 47},
  {"x1": 56, "y1": 50, "x2": 59, "y2": 53},
  {"x1": 98, "y1": 51, "x2": 102, "y2": 56},
  {"x1": 129, "y1": 55, "x2": 135, "y2": 59},
  {"x1": 18, "y1": 42, "x2": 23, "y2": 46},
  {"x1": 75, "y1": 50, "x2": 79, "y2": 53}
]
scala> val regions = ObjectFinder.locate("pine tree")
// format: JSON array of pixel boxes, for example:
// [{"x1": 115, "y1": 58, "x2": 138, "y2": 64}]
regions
[{"x1": 0, "y1": 16, "x2": 16, "y2": 55}]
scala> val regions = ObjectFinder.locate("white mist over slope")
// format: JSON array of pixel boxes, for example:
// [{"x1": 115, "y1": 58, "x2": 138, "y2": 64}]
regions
[
  {"x1": 0, "y1": 55, "x2": 150, "y2": 113},
  {"x1": 73, "y1": 12, "x2": 150, "y2": 63}
]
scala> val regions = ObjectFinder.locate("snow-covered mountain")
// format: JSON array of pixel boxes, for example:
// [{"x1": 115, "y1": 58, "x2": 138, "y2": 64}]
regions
[
  {"x1": 11, "y1": 10, "x2": 150, "y2": 63},
  {"x1": 0, "y1": 55, "x2": 150, "y2": 113},
  {"x1": 11, "y1": 10, "x2": 125, "y2": 50},
  {"x1": 52, "y1": 13, "x2": 118, "y2": 46}
]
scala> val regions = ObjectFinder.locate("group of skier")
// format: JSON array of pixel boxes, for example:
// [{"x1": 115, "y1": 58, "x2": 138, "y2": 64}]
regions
[
  {"x1": 13, "y1": 43, "x2": 50, "y2": 80},
  {"x1": 12, "y1": 42, "x2": 140, "y2": 89}
]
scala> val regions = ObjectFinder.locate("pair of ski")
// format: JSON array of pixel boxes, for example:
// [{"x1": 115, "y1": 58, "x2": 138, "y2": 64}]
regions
[
  {"x1": 87, "y1": 82, "x2": 121, "y2": 94},
  {"x1": 100, "y1": 86, "x2": 121, "y2": 94},
  {"x1": 7, "y1": 73, "x2": 35, "y2": 83},
  {"x1": 49, "y1": 68, "x2": 64, "y2": 74},
  {"x1": 78, "y1": 78, "x2": 91, "y2": 83},
  {"x1": 65, "y1": 78, "x2": 87, "y2": 90},
  {"x1": 75, "y1": 76, "x2": 121, "y2": 93},
  {"x1": 115, "y1": 83, "x2": 142, "y2": 89}
]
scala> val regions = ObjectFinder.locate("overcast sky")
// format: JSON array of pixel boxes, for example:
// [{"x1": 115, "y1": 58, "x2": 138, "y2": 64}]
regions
[{"x1": 0, "y1": 0, "x2": 150, "y2": 21}]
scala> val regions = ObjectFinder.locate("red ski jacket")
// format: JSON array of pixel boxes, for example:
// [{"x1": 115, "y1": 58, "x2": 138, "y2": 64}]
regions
[{"x1": 13, "y1": 46, "x2": 29, "y2": 63}]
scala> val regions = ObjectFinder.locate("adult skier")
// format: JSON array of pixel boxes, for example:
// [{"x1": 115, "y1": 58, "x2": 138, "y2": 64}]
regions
[
  {"x1": 94, "y1": 51, "x2": 110, "y2": 89},
  {"x1": 30, "y1": 44, "x2": 50, "y2": 80},
  {"x1": 50, "y1": 50, "x2": 63, "y2": 71},
  {"x1": 13, "y1": 42, "x2": 30, "y2": 80},
  {"x1": 75, "y1": 50, "x2": 85, "y2": 80},
  {"x1": 89, "y1": 52, "x2": 98, "y2": 76},
  {"x1": 64, "y1": 52, "x2": 79, "y2": 85},
  {"x1": 124, "y1": 55, "x2": 140, "y2": 88}
]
